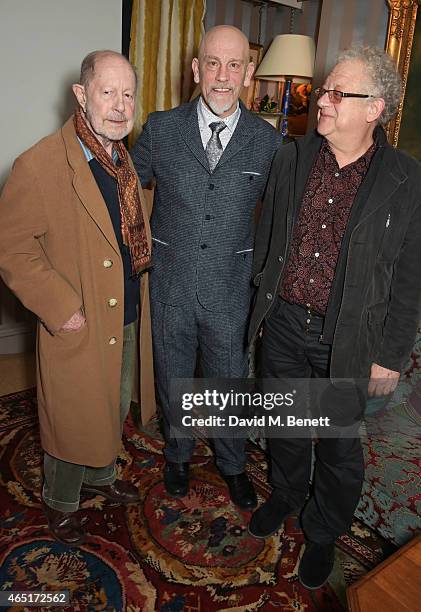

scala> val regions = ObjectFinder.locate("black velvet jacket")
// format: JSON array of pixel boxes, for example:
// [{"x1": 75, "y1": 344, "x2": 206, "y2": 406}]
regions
[{"x1": 250, "y1": 128, "x2": 421, "y2": 379}]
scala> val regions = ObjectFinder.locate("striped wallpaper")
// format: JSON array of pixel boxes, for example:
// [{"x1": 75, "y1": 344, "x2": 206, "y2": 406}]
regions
[
  {"x1": 314, "y1": 0, "x2": 389, "y2": 78},
  {"x1": 308, "y1": 0, "x2": 390, "y2": 129},
  {"x1": 204, "y1": 0, "x2": 321, "y2": 49},
  {"x1": 205, "y1": 1, "x2": 389, "y2": 63}
]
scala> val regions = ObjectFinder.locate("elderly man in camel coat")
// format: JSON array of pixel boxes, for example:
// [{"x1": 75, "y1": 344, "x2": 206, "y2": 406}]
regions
[{"x1": 0, "y1": 50, "x2": 155, "y2": 545}]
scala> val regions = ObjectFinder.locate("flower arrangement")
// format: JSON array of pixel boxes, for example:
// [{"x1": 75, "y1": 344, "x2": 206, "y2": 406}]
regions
[{"x1": 253, "y1": 94, "x2": 279, "y2": 113}]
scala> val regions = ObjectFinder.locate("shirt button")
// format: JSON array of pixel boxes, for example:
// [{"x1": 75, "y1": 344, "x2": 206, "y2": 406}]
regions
[
  {"x1": 306, "y1": 303, "x2": 311, "y2": 307},
  {"x1": 309, "y1": 278, "x2": 314, "y2": 284},
  {"x1": 335, "y1": 172, "x2": 339, "y2": 177},
  {"x1": 321, "y1": 224, "x2": 326, "y2": 229},
  {"x1": 109, "y1": 337, "x2": 117, "y2": 345},
  {"x1": 108, "y1": 298, "x2": 118, "y2": 307},
  {"x1": 103, "y1": 259, "x2": 113, "y2": 268},
  {"x1": 315, "y1": 252, "x2": 320, "y2": 258},
  {"x1": 328, "y1": 198, "x2": 333, "y2": 204},
  {"x1": 306, "y1": 318, "x2": 311, "y2": 324},
  {"x1": 266, "y1": 292, "x2": 273, "y2": 300}
]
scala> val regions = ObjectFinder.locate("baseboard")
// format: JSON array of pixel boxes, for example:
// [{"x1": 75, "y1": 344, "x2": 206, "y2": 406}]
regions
[{"x1": 0, "y1": 323, "x2": 36, "y2": 354}]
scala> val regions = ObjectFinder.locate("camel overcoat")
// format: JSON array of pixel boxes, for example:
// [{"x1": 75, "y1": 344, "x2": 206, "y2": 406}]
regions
[{"x1": 0, "y1": 117, "x2": 155, "y2": 466}]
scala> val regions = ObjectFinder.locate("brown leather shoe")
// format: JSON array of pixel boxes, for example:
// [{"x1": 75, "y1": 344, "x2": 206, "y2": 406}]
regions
[
  {"x1": 42, "y1": 501, "x2": 85, "y2": 546},
  {"x1": 80, "y1": 479, "x2": 139, "y2": 504}
]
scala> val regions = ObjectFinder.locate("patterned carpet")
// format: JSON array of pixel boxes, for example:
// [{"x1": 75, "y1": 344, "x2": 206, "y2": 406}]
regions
[{"x1": 0, "y1": 388, "x2": 396, "y2": 611}]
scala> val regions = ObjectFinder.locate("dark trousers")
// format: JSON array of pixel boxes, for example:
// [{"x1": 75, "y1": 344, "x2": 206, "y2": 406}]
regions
[
  {"x1": 260, "y1": 297, "x2": 364, "y2": 544},
  {"x1": 152, "y1": 296, "x2": 249, "y2": 475}
]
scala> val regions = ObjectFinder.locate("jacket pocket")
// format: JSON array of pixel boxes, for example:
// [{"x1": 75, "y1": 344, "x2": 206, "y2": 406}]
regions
[{"x1": 152, "y1": 237, "x2": 170, "y2": 246}]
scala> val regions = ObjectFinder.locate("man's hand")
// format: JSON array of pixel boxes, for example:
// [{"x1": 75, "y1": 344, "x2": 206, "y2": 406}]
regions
[
  {"x1": 368, "y1": 362, "x2": 400, "y2": 397},
  {"x1": 59, "y1": 309, "x2": 86, "y2": 332}
]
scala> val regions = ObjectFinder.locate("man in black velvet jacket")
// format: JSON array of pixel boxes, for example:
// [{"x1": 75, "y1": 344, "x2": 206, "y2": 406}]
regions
[{"x1": 248, "y1": 46, "x2": 421, "y2": 590}]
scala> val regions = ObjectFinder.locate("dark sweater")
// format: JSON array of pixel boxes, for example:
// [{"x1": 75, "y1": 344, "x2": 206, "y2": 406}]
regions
[{"x1": 89, "y1": 158, "x2": 140, "y2": 325}]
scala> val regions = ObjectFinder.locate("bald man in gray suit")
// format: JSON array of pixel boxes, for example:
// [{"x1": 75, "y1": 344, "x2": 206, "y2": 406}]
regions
[{"x1": 132, "y1": 25, "x2": 281, "y2": 509}]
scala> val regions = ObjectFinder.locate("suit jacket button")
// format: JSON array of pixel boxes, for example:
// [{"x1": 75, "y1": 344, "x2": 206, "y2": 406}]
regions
[
  {"x1": 109, "y1": 336, "x2": 117, "y2": 345},
  {"x1": 108, "y1": 298, "x2": 118, "y2": 307},
  {"x1": 278, "y1": 255, "x2": 284, "y2": 262},
  {"x1": 208, "y1": 184, "x2": 215, "y2": 190},
  {"x1": 266, "y1": 292, "x2": 273, "y2": 300},
  {"x1": 201, "y1": 244, "x2": 208, "y2": 249},
  {"x1": 103, "y1": 259, "x2": 113, "y2": 268}
]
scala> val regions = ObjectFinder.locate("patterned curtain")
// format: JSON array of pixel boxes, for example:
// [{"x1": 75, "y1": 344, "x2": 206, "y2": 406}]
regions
[{"x1": 129, "y1": 0, "x2": 206, "y2": 143}]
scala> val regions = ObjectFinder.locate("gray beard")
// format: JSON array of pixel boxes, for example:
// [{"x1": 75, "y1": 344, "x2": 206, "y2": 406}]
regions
[{"x1": 207, "y1": 97, "x2": 234, "y2": 117}]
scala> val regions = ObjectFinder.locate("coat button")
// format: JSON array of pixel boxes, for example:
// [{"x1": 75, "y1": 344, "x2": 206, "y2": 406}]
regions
[
  {"x1": 266, "y1": 292, "x2": 273, "y2": 300},
  {"x1": 109, "y1": 336, "x2": 117, "y2": 345},
  {"x1": 108, "y1": 298, "x2": 118, "y2": 307},
  {"x1": 201, "y1": 244, "x2": 208, "y2": 249},
  {"x1": 209, "y1": 184, "x2": 215, "y2": 190},
  {"x1": 278, "y1": 255, "x2": 284, "y2": 262},
  {"x1": 103, "y1": 259, "x2": 113, "y2": 268}
]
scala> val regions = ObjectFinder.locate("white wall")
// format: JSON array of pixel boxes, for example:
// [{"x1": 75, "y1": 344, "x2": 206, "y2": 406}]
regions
[
  {"x1": 0, "y1": 0, "x2": 122, "y2": 187},
  {"x1": 0, "y1": 0, "x2": 122, "y2": 353}
]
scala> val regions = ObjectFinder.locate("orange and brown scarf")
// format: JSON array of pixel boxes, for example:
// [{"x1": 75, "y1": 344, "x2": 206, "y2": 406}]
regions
[{"x1": 74, "y1": 108, "x2": 150, "y2": 275}]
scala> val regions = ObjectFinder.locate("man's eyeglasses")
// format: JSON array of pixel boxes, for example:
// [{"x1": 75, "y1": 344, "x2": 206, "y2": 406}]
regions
[{"x1": 315, "y1": 87, "x2": 375, "y2": 105}]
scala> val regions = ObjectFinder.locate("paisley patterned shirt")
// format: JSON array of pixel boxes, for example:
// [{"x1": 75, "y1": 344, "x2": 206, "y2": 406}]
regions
[{"x1": 280, "y1": 140, "x2": 376, "y2": 314}]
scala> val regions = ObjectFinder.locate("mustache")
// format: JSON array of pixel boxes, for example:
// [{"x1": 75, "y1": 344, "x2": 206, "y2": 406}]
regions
[{"x1": 106, "y1": 113, "x2": 128, "y2": 121}]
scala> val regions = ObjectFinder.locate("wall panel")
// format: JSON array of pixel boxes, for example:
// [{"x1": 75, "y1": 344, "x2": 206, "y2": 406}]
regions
[{"x1": 0, "y1": 0, "x2": 122, "y2": 354}]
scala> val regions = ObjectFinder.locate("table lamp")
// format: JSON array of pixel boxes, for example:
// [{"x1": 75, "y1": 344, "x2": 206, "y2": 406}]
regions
[{"x1": 255, "y1": 34, "x2": 315, "y2": 138}]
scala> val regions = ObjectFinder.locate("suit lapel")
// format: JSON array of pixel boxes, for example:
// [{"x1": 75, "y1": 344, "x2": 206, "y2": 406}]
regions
[
  {"x1": 292, "y1": 131, "x2": 323, "y2": 222},
  {"x1": 61, "y1": 118, "x2": 120, "y2": 256},
  {"x1": 217, "y1": 105, "x2": 258, "y2": 169},
  {"x1": 174, "y1": 99, "x2": 209, "y2": 172},
  {"x1": 174, "y1": 100, "x2": 260, "y2": 173}
]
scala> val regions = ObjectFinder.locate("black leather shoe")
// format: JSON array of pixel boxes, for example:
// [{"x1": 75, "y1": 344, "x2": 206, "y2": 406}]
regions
[
  {"x1": 81, "y1": 479, "x2": 139, "y2": 504},
  {"x1": 164, "y1": 462, "x2": 190, "y2": 497},
  {"x1": 298, "y1": 541, "x2": 335, "y2": 590},
  {"x1": 223, "y1": 472, "x2": 257, "y2": 510},
  {"x1": 248, "y1": 492, "x2": 297, "y2": 538},
  {"x1": 42, "y1": 501, "x2": 85, "y2": 546}
]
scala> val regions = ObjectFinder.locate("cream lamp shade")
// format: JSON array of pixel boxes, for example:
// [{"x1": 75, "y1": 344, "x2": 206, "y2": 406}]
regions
[{"x1": 255, "y1": 34, "x2": 315, "y2": 84}]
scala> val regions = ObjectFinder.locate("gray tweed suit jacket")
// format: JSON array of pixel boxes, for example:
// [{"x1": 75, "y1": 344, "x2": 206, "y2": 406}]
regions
[{"x1": 131, "y1": 98, "x2": 282, "y2": 313}]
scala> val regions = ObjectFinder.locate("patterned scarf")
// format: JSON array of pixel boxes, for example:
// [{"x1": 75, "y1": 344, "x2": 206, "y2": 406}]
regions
[{"x1": 74, "y1": 107, "x2": 150, "y2": 275}]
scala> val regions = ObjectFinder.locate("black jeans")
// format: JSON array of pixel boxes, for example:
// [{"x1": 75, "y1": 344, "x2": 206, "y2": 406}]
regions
[{"x1": 260, "y1": 297, "x2": 364, "y2": 544}]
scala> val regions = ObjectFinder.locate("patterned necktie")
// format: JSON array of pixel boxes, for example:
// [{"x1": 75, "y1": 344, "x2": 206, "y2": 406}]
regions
[{"x1": 205, "y1": 121, "x2": 227, "y2": 172}]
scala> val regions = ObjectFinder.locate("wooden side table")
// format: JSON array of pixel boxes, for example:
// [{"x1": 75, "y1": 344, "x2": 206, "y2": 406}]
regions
[{"x1": 347, "y1": 535, "x2": 421, "y2": 611}]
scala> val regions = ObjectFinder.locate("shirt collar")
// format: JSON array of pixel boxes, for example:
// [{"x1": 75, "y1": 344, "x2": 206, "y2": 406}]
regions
[
  {"x1": 322, "y1": 138, "x2": 377, "y2": 170},
  {"x1": 78, "y1": 137, "x2": 119, "y2": 164},
  {"x1": 197, "y1": 96, "x2": 241, "y2": 134}
]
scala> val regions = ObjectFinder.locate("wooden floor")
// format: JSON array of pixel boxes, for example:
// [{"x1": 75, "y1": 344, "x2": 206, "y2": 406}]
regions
[
  {"x1": 0, "y1": 352, "x2": 36, "y2": 396},
  {"x1": 347, "y1": 535, "x2": 421, "y2": 611}
]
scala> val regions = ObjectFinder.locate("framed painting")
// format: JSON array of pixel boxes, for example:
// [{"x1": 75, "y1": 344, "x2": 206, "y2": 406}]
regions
[
  {"x1": 385, "y1": 0, "x2": 421, "y2": 155},
  {"x1": 240, "y1": 43, "x2": 263, "y2": 109}
]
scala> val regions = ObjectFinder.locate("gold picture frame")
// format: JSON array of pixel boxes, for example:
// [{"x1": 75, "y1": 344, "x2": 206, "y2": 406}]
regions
[
  {"x1": 385, "y1": 0, "x2": 421, "y2": 146},
  {"x1": 240, "y1": 43, "x2": 263, "y2": 110}
]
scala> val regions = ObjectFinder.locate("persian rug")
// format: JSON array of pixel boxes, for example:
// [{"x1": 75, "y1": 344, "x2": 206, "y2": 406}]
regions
[{"x1": 0, "y1": 388, "x2": 395, "y2": 612}]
